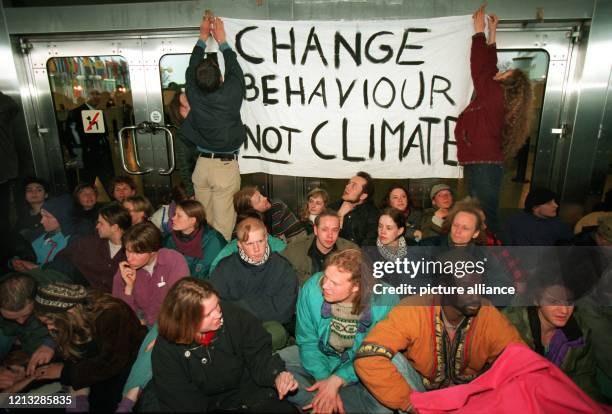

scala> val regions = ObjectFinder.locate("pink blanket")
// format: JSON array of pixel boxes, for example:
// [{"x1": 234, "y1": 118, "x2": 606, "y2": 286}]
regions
[{"x1": 411, "y1": 343, "x2": 611, "y2": 414}]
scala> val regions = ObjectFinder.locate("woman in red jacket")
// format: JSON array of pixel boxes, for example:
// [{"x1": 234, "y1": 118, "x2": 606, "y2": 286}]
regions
[{"x1": 454, "y1": 5, "x2": 532, "y2": 235}]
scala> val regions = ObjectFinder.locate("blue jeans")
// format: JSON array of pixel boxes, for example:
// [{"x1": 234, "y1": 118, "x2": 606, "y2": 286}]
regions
[
  {"x1": 278, "y1": 346, "x2": 426, "y2": 413},
  {"x1": 464, "y1": 164, "x2": 504, "y2": 234}
]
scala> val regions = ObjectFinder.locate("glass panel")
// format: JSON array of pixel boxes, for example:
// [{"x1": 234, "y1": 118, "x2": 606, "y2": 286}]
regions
[{"x1": 47, "y1": 55, "x2": 142, "y2": 200}]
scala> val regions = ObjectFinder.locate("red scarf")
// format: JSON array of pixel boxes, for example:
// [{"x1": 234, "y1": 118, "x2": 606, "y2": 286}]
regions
[
  {"x1": 172, "y1": 226, "x2": 204, "y2": 259},
  {"x1": 198, "y1": 330, "x2": 216, "y2": 346}
]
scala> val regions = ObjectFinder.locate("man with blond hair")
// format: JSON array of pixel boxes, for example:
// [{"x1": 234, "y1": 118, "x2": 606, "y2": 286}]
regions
[{"x1": 210, "y1": 218, "x2": 298, "y2": 350}]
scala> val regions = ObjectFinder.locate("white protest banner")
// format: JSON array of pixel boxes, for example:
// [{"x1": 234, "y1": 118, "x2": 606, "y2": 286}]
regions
[{"x1": 224, "y1": 15, "x2": 473, "y2": 178}]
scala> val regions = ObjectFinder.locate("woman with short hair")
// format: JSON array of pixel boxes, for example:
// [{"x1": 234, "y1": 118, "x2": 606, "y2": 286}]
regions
[
  {"x1": 112, "y1": 221, "x2": 189, "y2": 326},
  {"x1": 148, "y1": 277, "x2": 298, "y2": 412},
  {"x1": 381, "y1": 185, "x2": 423, "y2": 242},
  {"x1": 300, "y1": 188, "x2": 329, "y2": 235},
  {"x1": 163, "y1": 199, "x2": 227, "y2": 279}
]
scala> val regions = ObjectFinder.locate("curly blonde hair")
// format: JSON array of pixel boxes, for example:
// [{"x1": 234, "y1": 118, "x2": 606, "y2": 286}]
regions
[{"x1": 500, "y1": 69, "x2": 533, "y2": 159}]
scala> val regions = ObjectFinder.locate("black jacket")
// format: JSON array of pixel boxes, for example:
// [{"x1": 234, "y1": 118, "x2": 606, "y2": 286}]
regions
[
  {"x1": 180, "y1": 42, "x2": 246, "y2": 153},
  {"x1": 209, "y1": 253, "x2": 298, "y2": 325},
  {"x1": 151, "y1": 302, "x2": 285, "y2": 412},
  {"x1": 328, "y1": 199, "x2": 379, "y2": 246}
]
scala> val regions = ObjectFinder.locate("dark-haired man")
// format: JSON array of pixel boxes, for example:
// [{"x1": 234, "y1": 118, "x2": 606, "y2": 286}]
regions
[
  {"x1": 328, "y1": 172, "x2": 379, "y2": 246},
  {"x1": 48, "y1": 203, "x2": 132, "y2": 293},
  {"x1": 176, "y1": 12, "x2": 246, "y2": 242},
  {"x1": 504, "y1": 188, "x2": 573, "y2": 246},
  {"x1": 282, "y1": 210, "x2": 358, "y2": 285}
]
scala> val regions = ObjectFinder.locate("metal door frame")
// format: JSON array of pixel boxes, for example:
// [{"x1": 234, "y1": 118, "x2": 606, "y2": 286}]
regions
[
  {"x1": 19, "y1": 34, "x2": 173, "y2": 200},
  {"x1": 17, "y1": 23, "x2": 578, "y2": 210}
]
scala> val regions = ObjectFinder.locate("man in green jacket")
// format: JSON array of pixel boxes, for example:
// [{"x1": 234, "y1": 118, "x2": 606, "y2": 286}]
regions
[
  {"x1": 282, "y1": 209, "x2": 358, "y2": 286},
  {"x1": 278, "y1": 249, "x2": 398, "y2": 413},
  {"x1": 177, "y1": 12, "x2": 246, "y2": 241}
]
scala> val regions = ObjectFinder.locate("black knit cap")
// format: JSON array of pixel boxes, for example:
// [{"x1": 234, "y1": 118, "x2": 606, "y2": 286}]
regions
[
  {"x1": 524, "y1": 188, "x2": 557, "y2": 213},
  {"x1": 34, "y1": 282, "x2": 88, "y2": 313}
]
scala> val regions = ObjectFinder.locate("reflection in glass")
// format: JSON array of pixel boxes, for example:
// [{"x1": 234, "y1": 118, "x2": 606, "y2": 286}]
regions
[{"x1": 47, "y1": 56, "x2": 142, "y2": 199}]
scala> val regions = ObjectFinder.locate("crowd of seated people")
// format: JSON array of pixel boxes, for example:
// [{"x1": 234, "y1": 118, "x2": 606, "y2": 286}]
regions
[
  {"x1": 1, "y1": 169, "x2": 611, "y2": 413},
  {"x1": 2, "y1": 8, "x2": 612, "y2": 411}
]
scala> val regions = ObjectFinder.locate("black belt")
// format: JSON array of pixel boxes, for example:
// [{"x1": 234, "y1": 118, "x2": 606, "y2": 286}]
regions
[{"x1": 199, "y1": 152, "x2": 238, "y2": 161}]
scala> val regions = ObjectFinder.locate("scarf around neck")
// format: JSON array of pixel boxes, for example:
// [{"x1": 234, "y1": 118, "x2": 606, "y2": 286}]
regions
[
  {"x1": 238, "y1": 243, "x2": 271, "y2": 266},
  {"x1": 376, "y1": 236, "x2": 408, "y2": 262},
  {"x1": 172, "y1": 225, "x2": 204, "y2": 259}
]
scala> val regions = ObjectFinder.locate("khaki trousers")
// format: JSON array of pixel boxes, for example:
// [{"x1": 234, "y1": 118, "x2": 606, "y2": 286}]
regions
[{"x1": 192, "y1": 157, "x2": 240, "y2": 241}]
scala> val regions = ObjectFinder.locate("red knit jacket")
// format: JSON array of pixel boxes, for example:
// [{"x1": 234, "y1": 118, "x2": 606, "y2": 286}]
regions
[{"x1": 454, "y1": 33, "x2": 506, "y2": 165}]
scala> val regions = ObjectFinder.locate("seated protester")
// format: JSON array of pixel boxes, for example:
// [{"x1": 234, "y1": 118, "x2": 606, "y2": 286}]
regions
[
  {"x1": 381, "y1": 185, "x2": 423, "y2": 242},
  {"x1": 163, "y1": 199, "x2": 227, "y2": 279},
  {"x1": 48, "y1": 203, "x2": 131, "y2": 293},
  {"x1": 209, "y1": 217, "x2": 298, "y2": 350},
  {"x1": 503, "y1": 278, "x2": 602, "y2": 401},
  {"x1": 112, "y1": 222, "x2": 190, "y2": 326},
  {"x1": 34, "y1": 283, "x2": 146, "y2": 412},
  {"x1": 0, "y1": 271, "x2": 70, "y2": 378},
  {"x1": 150, "y1": 183, "x2": 188, "y2": 236},
  {"x1": 11, "y1": 194, "x2": 88, "y2": 272},
  {"x1": 328, "y1": 172, "x2": 379, "y2": 246},
  {"x1": 354, "y1": 249, "x2": 522, "y2": 413},
  {"x1": 278, "y1": 249, "x2": 398, "y2": 414},
  {"x1": 300, "y1": 188, "x2": 328, "y2": 235},
  {"x1": 282, "y1": 209, "x2": 357, "y2": 286},
  {"x1": 123, "y1": 195, "x2": 154, "y2": 226},
  {"x1": 120, "y1": 212, "x2": 271, "y2": 410},
  {"x1": 109, "y1": 175, "x2": 137, "y2": 203},
  {"x1": 420, "y1": 200, "x2": 482, "y2": 247},
  {"x1": 210, "y1": 209, "x2": 287, "y2": 273},
  {"x1": 73, "y1": 183, "x2": 103, "y2": 228},
  {"x1": 504, "y1": 188, "x2": 573, "y2": 246},
  {"x1": 420, "y1": 184, "x2": 454, "y2": 239},
  {"x1": 13, "y1": 177, "x2": 49, "y2": 242},
  {"x1": 363, "y1": 208, "x2": 413, "y2": 294},
  {"x1": 234, "y1": 186, "x2": 306, "y2": 243},
  {"x1": 148, "y1": 278, "x2": 298, "y2": 413}
]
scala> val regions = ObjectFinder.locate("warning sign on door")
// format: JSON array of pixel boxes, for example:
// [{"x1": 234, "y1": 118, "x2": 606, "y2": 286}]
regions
[{"x1": 81, "y1": 110, "x2": 105, "y2": 134}]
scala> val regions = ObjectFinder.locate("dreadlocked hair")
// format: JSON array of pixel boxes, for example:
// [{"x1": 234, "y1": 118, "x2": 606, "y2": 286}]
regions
[{"x1": 500, "y1": 69, "x2": 533, "y2": 159}]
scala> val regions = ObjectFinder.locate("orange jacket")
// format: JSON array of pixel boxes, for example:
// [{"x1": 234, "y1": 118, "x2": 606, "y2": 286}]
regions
[{"x1": 354, "y1": 295, "x2": 522, "y2": 412}]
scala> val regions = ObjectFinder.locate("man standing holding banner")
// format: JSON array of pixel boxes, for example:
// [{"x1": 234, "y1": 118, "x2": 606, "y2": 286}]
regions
[{"x1": 177, "y1": 10, "x2": 246, "y2": 241}]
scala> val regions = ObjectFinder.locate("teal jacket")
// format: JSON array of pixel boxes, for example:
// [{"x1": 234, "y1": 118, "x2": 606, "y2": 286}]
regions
[
  {"x1": 296, "y1": 272, "x2": 399, "y2": 385},
  {"x1": 32, "y1": 232, "x2": 70, "y2": 265},
  {"x1": 163, "y1": 225, "x2": 227, "y2": 279},
  {"x1": 209, "y1": 235, "x2": 286, "y2": 273}
]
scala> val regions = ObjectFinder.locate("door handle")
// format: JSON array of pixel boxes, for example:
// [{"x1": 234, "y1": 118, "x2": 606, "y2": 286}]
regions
[{"x1": 118, "y1": 125, "x2": 154, "y2": 175}]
